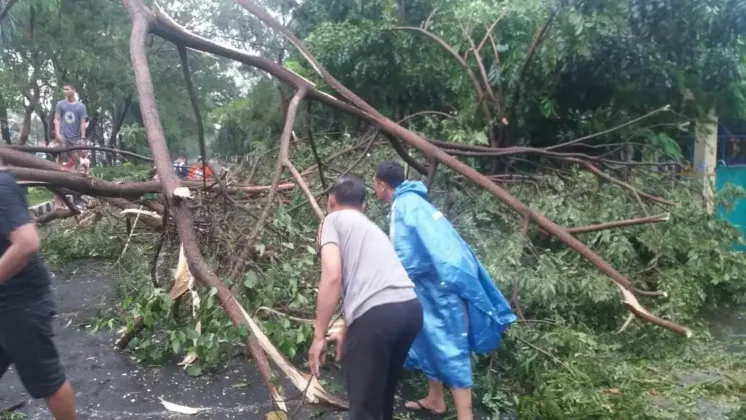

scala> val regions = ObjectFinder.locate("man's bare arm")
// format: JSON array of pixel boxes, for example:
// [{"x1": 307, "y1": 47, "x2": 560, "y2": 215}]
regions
[
  {"x1": 0, "y1": 223, "x2": 41, "y2": 284},
  {"x1": 80, "y1": 118, "x2": 87, "y2": 140},
  {"x1": 54, "y1": 112, "x2": 62, "y2": 141},
  {"x1": 314, "y1": 244, "x2": 343, "y2": 340}
]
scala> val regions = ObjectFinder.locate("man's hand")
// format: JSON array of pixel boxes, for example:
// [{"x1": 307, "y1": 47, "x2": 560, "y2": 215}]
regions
[
  {"x1": 308, "y1": 336, "x2": 328, "y2": 378},
  {"x1": 326, "y1": 330, "x2": 345, "y2": 362}
]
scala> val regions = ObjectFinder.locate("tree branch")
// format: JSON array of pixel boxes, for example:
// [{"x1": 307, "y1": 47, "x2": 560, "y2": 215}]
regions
[
  {"x1": 305, "y1": 102, "x2": 327, "y2": 190},
  {"x1": 227, "y1": 87, "x2": 308, "y2": 278},
  {"x1": 566, "y1": 213, "x2": 670, "y2": 235},
  {"x1": 9, "y1": 145, "x2": 153, "y2": 162},
  {"x1": 0, "y1": 0, "x2": 18, "y2": 24},
  {"x1": 178, "y1": 45, "x2": 209, "y2": 189},
  {"x1": 122, "y1": 0, "x2": 280, "y2": 406},
  {"x1": 506, "y1": 6, "x2": 559, "y2": 121},
  {"x1": 392, "y1": 25, "x2": 497, "y2": 147}
]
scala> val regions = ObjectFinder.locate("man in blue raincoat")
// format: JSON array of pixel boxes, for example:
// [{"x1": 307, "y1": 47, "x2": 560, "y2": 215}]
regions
[{"x1": 374, "y1": 161, "x2": 516, "y2": 419}]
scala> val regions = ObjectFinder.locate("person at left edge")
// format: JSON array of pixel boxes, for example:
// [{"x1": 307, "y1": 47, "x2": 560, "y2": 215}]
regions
[{"x1": 0, "y1": 161, "x2": 78, "y2": 420}]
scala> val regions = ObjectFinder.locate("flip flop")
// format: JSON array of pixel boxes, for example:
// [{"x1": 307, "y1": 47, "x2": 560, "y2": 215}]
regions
[{"x1": 405, "y1": 400, "x2": 447, "y2": 416}]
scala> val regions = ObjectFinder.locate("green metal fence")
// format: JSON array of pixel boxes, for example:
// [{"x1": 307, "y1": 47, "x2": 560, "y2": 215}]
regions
[{"x1": 716, "y1": 165, "x2": 746, "y2": 251}]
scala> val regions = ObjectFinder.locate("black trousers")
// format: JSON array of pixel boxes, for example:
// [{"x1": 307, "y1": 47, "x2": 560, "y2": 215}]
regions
[{"x1": 342, "y1": 299, "x2": 423, "y2": 420}]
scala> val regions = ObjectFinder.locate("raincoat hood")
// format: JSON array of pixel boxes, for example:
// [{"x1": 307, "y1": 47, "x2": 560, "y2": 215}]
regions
[{"x1": 393, "y1": 180, "x2": 429, "y2": 201}]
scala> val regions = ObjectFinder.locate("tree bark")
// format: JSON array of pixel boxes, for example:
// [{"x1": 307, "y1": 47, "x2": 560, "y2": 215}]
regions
[
  {"x1": 3, "y1": 166, "x2": 293, "y2": 198},
  {"x1": 122, "y1": 0, "x2": 282, "y2": 406},
  {"x1": 694, "y1": 108, "x2": 718, "y2": 213},
  {"x1": 9, "y1": 145, "x2": 153, "y2": 162}
]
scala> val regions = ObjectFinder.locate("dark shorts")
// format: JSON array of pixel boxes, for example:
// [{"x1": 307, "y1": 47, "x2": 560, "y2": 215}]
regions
[
  {"x1": 61, "y1": 138, "x2": 82, "y2": 165},
  {"x1": 0, "y1": 302, "x2": 66, "y2": 399}
]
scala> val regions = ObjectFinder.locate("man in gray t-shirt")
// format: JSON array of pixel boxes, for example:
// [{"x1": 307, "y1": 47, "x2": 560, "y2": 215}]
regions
[
  {"x1": 53, "y1": 83, "x2": 88, "y2": 209},
  {"x1": 309, "y1": 175, "x2": 422, "y2": 420},
  {"x1": 54, "y1": 84, "x2": 88, "y2": 164}
]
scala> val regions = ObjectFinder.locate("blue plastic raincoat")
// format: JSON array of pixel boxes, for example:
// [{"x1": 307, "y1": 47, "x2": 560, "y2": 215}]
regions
[{"x1": 390, "y1": 181, "x2": 516, "y2": 388}]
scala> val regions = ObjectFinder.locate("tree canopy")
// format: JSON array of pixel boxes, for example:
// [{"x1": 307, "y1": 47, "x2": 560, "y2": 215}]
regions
[{"x1": 1, "y1": 0, "x2": 744, "y2": 158}]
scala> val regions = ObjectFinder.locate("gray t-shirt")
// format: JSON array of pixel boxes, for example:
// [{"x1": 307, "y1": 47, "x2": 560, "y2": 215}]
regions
[
  {"x1": 55, "y1": 100, "x2": 88, "y2": 143},
  {"x1": 319, "y1": 209, "x2": 416, "y2": 325}
]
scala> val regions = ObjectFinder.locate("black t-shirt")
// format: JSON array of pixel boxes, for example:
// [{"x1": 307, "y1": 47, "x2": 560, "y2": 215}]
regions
[{"x1": 0, "y1": 172, "x2": 52, "y2": 310}]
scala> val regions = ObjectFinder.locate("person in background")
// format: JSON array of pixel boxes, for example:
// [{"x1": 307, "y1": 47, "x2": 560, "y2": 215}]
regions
[
  {"x1": 54, "y1": 83, "x2": 87, "y2": 210},
  {"x1": 0, "y1": 159, "x2": 78, "y2": 420},
  {"x1": 374, "y1": 160, "x2": 516, "y2": 420},
  {"x1": 78, "y1": 152, "x2": 91, "y2": 176},
  {"x1": 54, "y1": 83, "x2": 87, "y2": 170},
  {"x1": 173, "y1": 155, "x2": 188, "y2": 179},
  {"x1": 188, "y1": 156, "x2": 213, "y2": 180},
  {"x1": 309, "y1": 175, "x2": 423, "y2": 420}
]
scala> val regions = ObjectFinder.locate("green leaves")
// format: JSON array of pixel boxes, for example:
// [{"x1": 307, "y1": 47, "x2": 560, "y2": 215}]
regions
[
  {"x1": 185, "y1": 365, "x2": 202, "y2": 377},
  {"x1": 243, "y1": 271, "x2": 258, "y2": 289}
]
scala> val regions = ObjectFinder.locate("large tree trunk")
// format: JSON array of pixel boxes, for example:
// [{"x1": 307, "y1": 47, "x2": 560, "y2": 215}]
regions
[{"x1": 694, "y1": 109, "x2": 718, "y2": 213}]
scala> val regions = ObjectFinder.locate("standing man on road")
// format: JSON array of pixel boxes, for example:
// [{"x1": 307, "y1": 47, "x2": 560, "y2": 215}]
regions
[
  {"x1": 309, "y1": 175, "x2": 423, "y2": 420},
  {"x1": 54, "y1": 83, "x2": 88, "y2": 169},
  {"x1": 54, "y1": 83, "x2": 88, "y2": 209},
  {"x1": 0, "y1": 160, "x2": 78, "y2": 419}
]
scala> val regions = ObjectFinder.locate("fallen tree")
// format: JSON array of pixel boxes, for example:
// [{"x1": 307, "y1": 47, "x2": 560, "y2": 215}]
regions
[{"x1": 1, "y1": 0, "x2": 695, "y2": 413}]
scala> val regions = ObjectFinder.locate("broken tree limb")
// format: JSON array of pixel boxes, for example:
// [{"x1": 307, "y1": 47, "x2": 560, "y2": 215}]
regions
[
  {"x1": 305, "y1": 102, "x2": 327, "y2": 190},
  {"x1": 462, "y1": 25, "x2": 498, "y2": 107},
  {"x1": 0, "y1": 146, "x2": 81, "y2": 172},
  {"x1": 546, "y1": 105, "x2": 671, "y2": 151},
  {"x1": 617, "y1": 284, "x2": 691, "y2": 337},
  {"x1": 4, "y1": 166, "x2": 156, "y2": 197},
  {"x1": 36, "y1": 208, "x2": 76, "y2": 225},
  {"x1": 177, "y1": 45, "x2": 209, "y2": 190},
  {"x1": 9, "y1": 145, "x2": 154, "y2": 162},
  {"x1": 234, "y1": 0, "x2": 692, "y2": 336},
  {"x1": 122, "y1": 0, "x2": 285, "y2": 408},
  {"x1": 227, "y1": 87, "x2": 308, "y2": 279},
  {"x1": 383, "y1": 133, "x2": 428, "y2": 175},
  {"x1": 285, "y1": 159, "x2": 324, "y2": 220},
  {"x1": 565, "y1": 213, "x2": 670, "y2": 235},
  {"x1": 234, "y1": 298, "x2": 347, "y2": 409},
  {"x1": 150, "y1": 206, "x2": 170, "y2": 288},
  {"x1": 563, "y1": 158, "x2": 677, "y2": 207},
  {"x1": 4, "y1": 166, "x2": 292, "y2": 199},
  {"x1": 299, "y1": 138, "x2": 384, "y2": 178}
]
